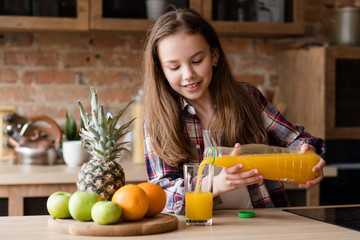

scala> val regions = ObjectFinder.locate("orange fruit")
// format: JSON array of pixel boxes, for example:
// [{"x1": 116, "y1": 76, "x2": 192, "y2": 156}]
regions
[
  {"x1": 111, "y1": 184, "x2": 149, "y2": 221},
  {"x1": 138, "y1": 182, "x2": 166, "y2": 217}
]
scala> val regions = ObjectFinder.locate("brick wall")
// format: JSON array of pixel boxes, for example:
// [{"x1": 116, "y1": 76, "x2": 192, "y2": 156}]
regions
[
  {"x1": 0, "y1": 0, "x2": 355, "y2": 127},
  {"x1": 0, "y1": 33, "x2": 144, "y2": 125}
]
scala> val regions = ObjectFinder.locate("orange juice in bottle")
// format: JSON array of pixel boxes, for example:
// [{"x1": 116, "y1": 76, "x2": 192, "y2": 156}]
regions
[{"x1": 202, "y1": 144, "x2": 319, "y2": 184}]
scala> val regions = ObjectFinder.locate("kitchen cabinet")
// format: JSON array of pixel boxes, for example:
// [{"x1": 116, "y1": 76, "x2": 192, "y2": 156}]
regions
[
  {"x1": 91, "y1": 0, "x2": 151, "y2": 32},
  {"x1": 277, "y1": 46, "x2": 360, "y2": 140},
  {"x1": 90, "y1": 0, "x2": 200, "y2": 32},
  {"x1": 0, "y1": 0, "x2": 89, "y2": 31},
  {"x1": 92, "y1": 0, "x2": 304, "y2": 36},
  {"x1": 204, "y1": 0, "x2": 304, "y2": 37},
  {"x1": 277, "y1": 46, "x2": 360, "y2": 206},
  {"x1": 0, "y1": 0, "x2": 304, "y2": 37}
]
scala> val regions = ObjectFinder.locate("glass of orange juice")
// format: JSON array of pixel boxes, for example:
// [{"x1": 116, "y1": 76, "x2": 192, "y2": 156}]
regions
[{"x1": 184, "y1": 163, "x2": 214, "y2": 226}]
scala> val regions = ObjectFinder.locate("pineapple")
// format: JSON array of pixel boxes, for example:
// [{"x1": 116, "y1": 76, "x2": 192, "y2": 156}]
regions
[{"x1": 77, "y1": 87, "x2": 134, "y2": 201}]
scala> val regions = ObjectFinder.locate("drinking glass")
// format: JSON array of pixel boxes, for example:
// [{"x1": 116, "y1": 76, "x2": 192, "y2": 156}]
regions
[{"x1": 184, "y1": 163, "x2": 214, "y2": 226}]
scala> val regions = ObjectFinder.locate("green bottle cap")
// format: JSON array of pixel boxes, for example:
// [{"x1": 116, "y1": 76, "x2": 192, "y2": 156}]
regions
[{"x1": 238, "y1": 211, "x2": 255, "y2": 218}]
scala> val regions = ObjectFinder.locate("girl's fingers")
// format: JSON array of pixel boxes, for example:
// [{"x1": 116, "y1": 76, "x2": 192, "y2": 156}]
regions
[
  {"x1": 298, "y1": 169, "x2": 324, "y2": 189},
  {"x1": 313, "y1": 158, "x2": 326, "y2": 172},
  {"x1": 225, "y1": 168, "x2": 259, "y2": 179},
  {"x1": 224, "y1": 163, "x2": 243, "y2": 173},
  {"x1": 300, "y1": 143, "x2": 316, "y2": 153},
  {"x1": 298, "y1": 144, "x2": 326, "y2": 189},
  {"x1": 218, "y1": 166, "x2": 263, "y2": 192},
  {"x1": 230, "y1": 143, "x2": 241, "y2": 156},
  {"x1": 229, "y1": 174, "x2": 264, "y2": 187}
]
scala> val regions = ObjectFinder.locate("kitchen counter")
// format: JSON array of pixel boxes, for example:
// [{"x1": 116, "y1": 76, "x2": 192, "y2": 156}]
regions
[
  {"x1": 0, "y1": 206, "x2": 359, "y2": 240},
  {"x1": 0, "y1": 160, "x2": 147, "y2": 216},
  {"x1": 0, "y1": 159, "x2": 147, "y2": 185},
  {"x1": 0, "y1": 160, "x2": 337, "y2": 216}
]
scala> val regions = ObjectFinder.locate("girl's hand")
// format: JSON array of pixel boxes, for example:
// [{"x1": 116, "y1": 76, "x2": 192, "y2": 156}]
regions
[
  {"x1": 212, "y1": 143, "x2": 264, "y2": 197},
  {"x1": 297, "y1": 144, "x2": 326, "y2": 189}
]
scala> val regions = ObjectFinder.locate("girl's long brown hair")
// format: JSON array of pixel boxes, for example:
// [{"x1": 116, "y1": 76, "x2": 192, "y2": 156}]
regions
[{"x1": 142, "y1": 9, "x2": 268, "y2": 167}]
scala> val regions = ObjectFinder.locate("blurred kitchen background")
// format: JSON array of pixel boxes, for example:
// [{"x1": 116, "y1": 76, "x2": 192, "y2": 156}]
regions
[
  {"x1": 0, "y1": 0, "x2": 351, "y2": 121},
  {"x1": 0, "y1": 0, "x2": 360, "y2": 208}
]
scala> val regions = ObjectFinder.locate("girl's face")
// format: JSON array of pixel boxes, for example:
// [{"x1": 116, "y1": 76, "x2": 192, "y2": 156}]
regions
[{"x1": 158, "y1": 33, "x2": 218, "y2": 105}]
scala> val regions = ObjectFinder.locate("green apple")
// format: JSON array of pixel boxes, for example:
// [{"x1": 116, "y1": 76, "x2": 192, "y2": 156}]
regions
[
  {"x1": 47, "y1": 191, "x2": 72, "y2": 219},
  {"x1": 91, "y1": 201, "x2": 122, "y2": 225},
  {"x1": 68, "y1": 191, "x2": 101, "y2": 221}
]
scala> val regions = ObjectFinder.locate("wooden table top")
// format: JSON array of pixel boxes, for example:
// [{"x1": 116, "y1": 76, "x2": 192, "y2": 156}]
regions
[
  {"x1": 0, "y1": 159, "x2": 147, "y2": 185},
  {"x1": 0, "y1": 206, "x2": 359, "y2": 240}
]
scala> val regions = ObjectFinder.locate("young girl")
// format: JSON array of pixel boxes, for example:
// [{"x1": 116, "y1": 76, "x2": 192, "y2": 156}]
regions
[{"x1": 142, "y1": 8, "x2": 326, "y2": 215}]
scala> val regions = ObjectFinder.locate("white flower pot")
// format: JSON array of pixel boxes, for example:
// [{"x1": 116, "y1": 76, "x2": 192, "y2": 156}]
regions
[{"x1": 62, "y1": 140, "x2": 89, "y2": 168}]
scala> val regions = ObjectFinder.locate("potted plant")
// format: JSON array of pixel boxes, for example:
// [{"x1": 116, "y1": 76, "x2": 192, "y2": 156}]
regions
[{"x1": 62, "y1": 112, "x2": 89, "y2": 168}]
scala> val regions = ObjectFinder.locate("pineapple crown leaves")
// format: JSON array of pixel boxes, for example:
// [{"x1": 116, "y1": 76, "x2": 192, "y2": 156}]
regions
[{"x1": 78, "y1": 87, "x2": 135, "y2": 161}]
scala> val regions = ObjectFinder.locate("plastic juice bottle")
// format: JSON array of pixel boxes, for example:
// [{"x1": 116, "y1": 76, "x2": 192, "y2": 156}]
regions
[{"x1": 202, "y1": 144, "x2": 320, "y2": 184}]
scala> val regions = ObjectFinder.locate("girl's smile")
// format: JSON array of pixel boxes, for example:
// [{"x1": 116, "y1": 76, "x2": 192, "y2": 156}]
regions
[{"x1": 182, "y1": 81, "x2": 201, "y2": 90}]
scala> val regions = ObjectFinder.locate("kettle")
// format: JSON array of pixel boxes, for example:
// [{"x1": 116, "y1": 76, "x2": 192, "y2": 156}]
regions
[{"x1": 7, "y1": 115, "x2": 62, "y2": 165}]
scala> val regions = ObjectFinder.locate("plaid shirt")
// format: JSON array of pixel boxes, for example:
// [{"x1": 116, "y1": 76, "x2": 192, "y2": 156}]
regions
[{"x1": 144, "y1": 84, "x2": 326, "y2": 215}]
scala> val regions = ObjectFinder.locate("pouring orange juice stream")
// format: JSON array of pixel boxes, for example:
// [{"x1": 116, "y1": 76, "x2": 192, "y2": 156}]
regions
[{"x1": 187, "y1": 144, "x2": 320, "y2": 220}]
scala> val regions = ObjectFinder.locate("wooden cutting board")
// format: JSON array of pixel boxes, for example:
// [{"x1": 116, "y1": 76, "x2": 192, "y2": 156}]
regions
[{"x1": 48, "y1": 213, "x2": 179, "y2": 236}]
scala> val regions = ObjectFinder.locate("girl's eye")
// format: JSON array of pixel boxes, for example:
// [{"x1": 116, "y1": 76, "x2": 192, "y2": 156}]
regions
[
  {"x1": 169, "y1": 66, "x2": 180, "y2": 71},
  {"x1": 193, "y1": 59, "x2": 203, "y2": 64}
]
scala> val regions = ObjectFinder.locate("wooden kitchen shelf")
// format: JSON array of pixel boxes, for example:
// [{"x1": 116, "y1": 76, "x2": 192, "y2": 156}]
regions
[
  {"x1": 0, "y1": 0, "x2": 89, "y2": 32},
  {"x1": 204, "y1": 0, "x2": 304, "y2": 37},
  {"x1": 90, "y1": 0, "x2": 201, "y2": 33},
  {"x1": 90, "y1": 0, "x2": 152, "y2": 33},
  {"x1": 0, "y1": 0, "x2": 304, "y2": 37}
]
